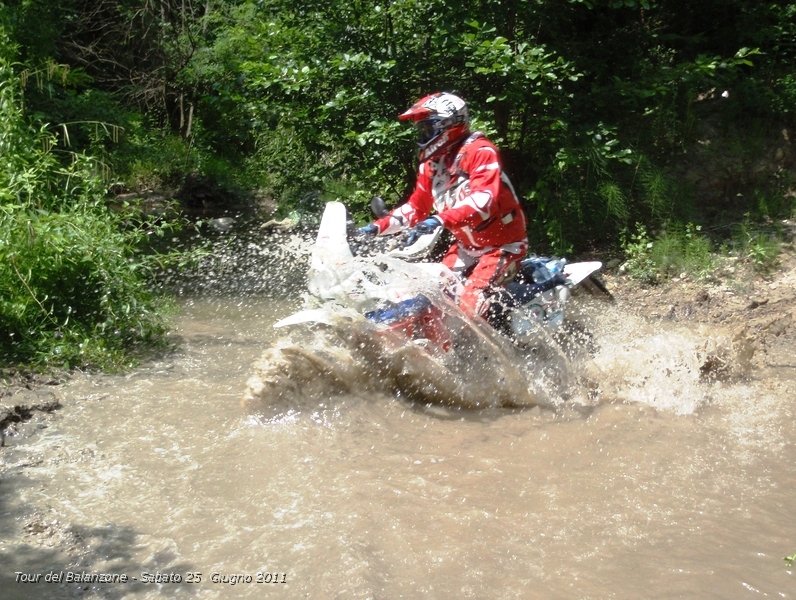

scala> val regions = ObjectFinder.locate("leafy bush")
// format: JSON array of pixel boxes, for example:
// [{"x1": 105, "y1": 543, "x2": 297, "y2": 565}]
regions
[
  {"x1": 620, "y1": 223, "x2": 658, "y2": 283},
  {"x1": 732, "y1": 218, "x2": 782, "y2": 274},
  {"x1": 620, "y1": 222, "x2": 714, "y2": 282},
  {"x1": 0, "y1": 38, "x2": 178, "y2": 370},
  {"x1": 6, "y1": 0, "x2": 796, "y2": 265},
  {"x1": 651, "y1": 223, "x2": 714, "y2": 279},
  {"x1": 0, "y1": 200, "x2": 174, "y2": 369}
]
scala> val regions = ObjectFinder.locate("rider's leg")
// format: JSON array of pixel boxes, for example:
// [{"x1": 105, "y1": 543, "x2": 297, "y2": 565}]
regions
[{"x1": 452, "y1": 248, "x2": 523, "y2": 321}]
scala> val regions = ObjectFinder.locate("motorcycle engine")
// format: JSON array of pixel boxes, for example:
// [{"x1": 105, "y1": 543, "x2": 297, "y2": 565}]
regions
[{"x1": 503, "y1": 257, "x2": 571, "y2": 345}]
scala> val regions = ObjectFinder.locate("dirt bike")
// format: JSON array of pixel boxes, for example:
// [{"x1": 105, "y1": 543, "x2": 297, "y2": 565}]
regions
[{"x1": 274, "y1": 200, "x2": 612, "y2": 355}]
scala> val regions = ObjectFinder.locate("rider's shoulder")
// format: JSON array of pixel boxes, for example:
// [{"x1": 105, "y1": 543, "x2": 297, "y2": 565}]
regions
[
  {"x1": 461, "y1": 133, "x2": 498, "y2": 155},
  {"x1": 459, "y1": 134, "x2": 500, "y2": 166}
]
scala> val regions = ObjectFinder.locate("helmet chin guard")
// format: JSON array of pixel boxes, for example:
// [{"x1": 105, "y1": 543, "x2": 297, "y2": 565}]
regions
[{"x1": 399, "y1": 92, "x2": 470, "y2": 161}]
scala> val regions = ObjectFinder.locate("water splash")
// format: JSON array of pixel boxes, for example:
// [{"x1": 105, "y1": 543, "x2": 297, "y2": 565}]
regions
[
  {"x1": 242, "y1": 308, "x2": 558, "y2": 411},
  {"x1": 578, "y1": 304, "x2": 754, "y2": 415},
  {"x1": 168, "y1": 213, "x2": 751, "y2": 416},
  {"x1": 160, "y1": 218, "x2": 317, "y2": 297}
]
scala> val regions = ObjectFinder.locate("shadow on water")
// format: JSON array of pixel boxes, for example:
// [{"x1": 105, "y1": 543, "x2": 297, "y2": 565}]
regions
[
  {"x1": 407, "y1": 401, "x2": 523, "y2": 422},
  {"x1": 0, "y1": 441, "x2": 196, "y2": 599},
  {"x1": 402, "y1": 391, "x2": 599, "y2": 422}
]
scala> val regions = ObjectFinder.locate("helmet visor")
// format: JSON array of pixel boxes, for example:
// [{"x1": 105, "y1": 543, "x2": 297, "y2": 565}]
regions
[{"x1": 416, "y1": 118, "x2": 441, "y2": 146}]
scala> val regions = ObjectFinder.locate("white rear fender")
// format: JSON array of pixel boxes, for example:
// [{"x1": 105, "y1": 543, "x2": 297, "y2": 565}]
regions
[{"x1": 563, "y1": 261, "x2": 603, "y2": 286}]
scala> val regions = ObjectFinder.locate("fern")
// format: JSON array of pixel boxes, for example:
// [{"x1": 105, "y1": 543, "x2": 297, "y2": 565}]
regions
[
  {"x1": 639, "y1": 165, "x2": 673, "y2": 219},
  {"x1": 599, "y1": 180, "x2": 629, "y2": 222}
]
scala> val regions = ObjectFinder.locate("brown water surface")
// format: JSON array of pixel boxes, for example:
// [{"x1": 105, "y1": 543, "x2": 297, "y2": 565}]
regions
[{"x1": 1, "y1": 294, "x2": 794, "y2": 599}]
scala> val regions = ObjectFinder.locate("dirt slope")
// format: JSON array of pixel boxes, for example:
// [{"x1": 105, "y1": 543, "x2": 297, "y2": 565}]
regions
[{"x1": 602, "y1": 245, "x2": 796, "y2": 381}]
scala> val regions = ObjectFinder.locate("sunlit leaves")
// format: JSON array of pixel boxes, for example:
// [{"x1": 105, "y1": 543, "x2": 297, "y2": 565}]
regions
[{"x1": 0, "y1": 39, "x2": 175, "y2": 369}]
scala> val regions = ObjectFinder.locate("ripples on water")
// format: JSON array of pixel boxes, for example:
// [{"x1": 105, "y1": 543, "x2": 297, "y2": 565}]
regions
[{"x1": 1, "y1": 226, "x2": 793, "y2": 599}]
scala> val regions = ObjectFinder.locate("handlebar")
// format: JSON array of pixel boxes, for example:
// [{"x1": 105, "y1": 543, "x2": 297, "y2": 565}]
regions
[{"x1": 348, "y1": 226, "x2": 442, "y2": 260}]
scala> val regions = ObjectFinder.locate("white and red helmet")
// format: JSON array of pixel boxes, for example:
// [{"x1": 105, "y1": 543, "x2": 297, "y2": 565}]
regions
[{"x1": 399, "y1": 92, "x2": 470, "y2": 162}]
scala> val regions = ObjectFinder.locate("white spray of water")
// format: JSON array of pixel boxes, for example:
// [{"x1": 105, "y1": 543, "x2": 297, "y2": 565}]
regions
[
  {"x1": 233, "y1": 215, "x2": 753, "y2": 415},
  {"x1": 577, "y1": 302, "x2": 757, "y2": 415},
  {"x1": 243, "y1": 205, "x2": 568, "y2": 410}
]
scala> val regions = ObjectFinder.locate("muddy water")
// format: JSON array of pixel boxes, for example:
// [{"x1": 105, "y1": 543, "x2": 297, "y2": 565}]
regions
[{"x1": 2, "y1": 293, "x2": 795, "y2": 598}]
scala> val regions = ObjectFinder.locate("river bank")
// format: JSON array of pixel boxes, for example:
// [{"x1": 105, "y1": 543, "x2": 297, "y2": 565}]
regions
[{"x1": 604, "y1": 240, "x2": 796, "y2": 382}]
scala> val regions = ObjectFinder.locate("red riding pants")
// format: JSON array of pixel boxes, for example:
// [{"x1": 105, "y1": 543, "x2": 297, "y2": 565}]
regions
[{"x1": 442, "y1": 243, "x2": 525, "y2": 320}]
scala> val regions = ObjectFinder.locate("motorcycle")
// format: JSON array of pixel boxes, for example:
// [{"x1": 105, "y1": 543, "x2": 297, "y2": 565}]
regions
[{"x1": 274, "y1": 200, "x2": 612, "y2": 355}]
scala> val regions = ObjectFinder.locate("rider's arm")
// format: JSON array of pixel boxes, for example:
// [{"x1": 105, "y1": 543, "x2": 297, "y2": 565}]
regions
[{"x1": 373, "y1": 162, "x2": 434, "y2": 235}]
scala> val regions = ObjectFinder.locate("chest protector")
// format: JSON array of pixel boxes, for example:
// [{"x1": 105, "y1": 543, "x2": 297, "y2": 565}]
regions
[{"x1": 429, "y1": 132, "x2": 484, "y2": 213}]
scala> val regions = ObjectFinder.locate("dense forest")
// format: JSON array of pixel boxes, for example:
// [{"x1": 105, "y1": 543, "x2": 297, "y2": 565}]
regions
[{"x1": 1, "y1": 0, "x2": 794, "y2": 369}]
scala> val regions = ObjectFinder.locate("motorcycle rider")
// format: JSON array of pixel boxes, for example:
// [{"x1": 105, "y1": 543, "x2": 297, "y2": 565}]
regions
[{"x1": 359, "y1": 92, "x2": 528, "y2": 321}]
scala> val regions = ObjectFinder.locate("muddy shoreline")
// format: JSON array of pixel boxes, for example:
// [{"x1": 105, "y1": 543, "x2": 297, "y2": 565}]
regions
[
  {"x1": 0, "y1": 372, "x2": 66, "y2": 444},
  {"x1": 604, "y1": 247, "x2": 796, "y2": 379}
]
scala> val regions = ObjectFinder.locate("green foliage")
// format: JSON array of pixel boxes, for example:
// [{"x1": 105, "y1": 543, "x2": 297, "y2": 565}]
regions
[
  {"x1": 5, "y1": 0, "x2": 796, "y2": 258},
  {"x1": 732, "y1": 217, "x2": 782, "y2": 274},
  {"x1": 650, "y1": 223, "x2": 714, "y2": 278},
  {"x1": 620, "y1": 222, "x2": 714, "y2": 282},
  {"x1": 0, "y1": 201, "x2": 174, "y2": 369},
  {"x1": 637, "y1": 161, "x2": 677, "y2": 221},
  {"x1": 620, "y1": 223, "x2": 658, "y2": 283},
  {"x1": 0, "y1": 36, "x2": 178, "y2": 370}
]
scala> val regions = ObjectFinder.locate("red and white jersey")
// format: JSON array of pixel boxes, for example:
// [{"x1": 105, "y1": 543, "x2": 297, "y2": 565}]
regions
[{"x1": 375, "y1": 133, "x2": 528, "y2": 256}]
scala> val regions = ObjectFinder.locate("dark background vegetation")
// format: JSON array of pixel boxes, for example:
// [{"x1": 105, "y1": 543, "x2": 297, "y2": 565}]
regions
[{"x1": 1, "y1": 0, "x2": 794, "y2": 369}]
